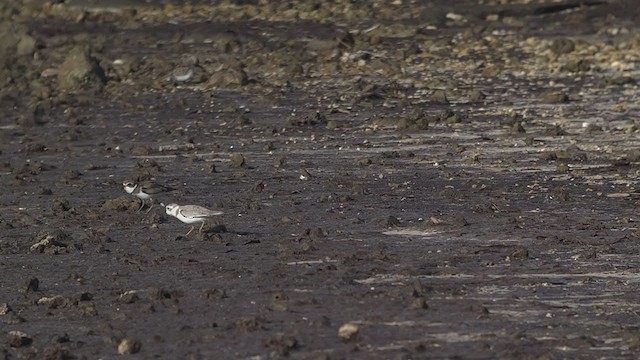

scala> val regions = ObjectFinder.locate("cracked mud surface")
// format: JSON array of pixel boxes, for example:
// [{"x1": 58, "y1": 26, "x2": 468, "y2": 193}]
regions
[{"x1": 2, "y1": 0, "x2": 640, "y2": 358}]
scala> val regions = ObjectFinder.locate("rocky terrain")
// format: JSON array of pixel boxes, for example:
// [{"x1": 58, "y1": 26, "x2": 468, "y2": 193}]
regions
[{"x1": 2, "y1": 0, "x2": 640, "y2": 358}]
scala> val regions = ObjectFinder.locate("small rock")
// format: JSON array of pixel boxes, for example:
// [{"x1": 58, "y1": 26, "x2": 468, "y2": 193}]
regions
[
  {"x1": 19, "y1": 277, "x2": 39, "y2": 293},
  {"x1": 202, "y1": 288, "x2": 227, "y2": 300},
  {"x1": 0, "y1": 216, "x2": 14, "y2": 229},
  {"x1": 465, "y1": 154, "x2": 480, "y2": 164},
  {"x1": 57, "y1": 45, "x2": 106, "y2": 92},
  {"x1": 506, "y1": 247, "x2": 529, "y2": 261},
  {"x1": 561, "y1": 59, "x2": 591, "y2": 72},
  {"x1": 205, "y1": 164, "x2": 217, "y2": 173},
  {"x1": 230, "y1": 153, "x2": 246, "y2": 168},
  {"x1": 25, "y1": 143, "x2": 47, "y2": 153},
  {"x1": 540, "y1": 91, "x2": 569, "y2": 104},
  {"x1": 550, "y1": 38, "x2": 575, "y2": 54},
  {"x1": 583, "y1": 123, "x2": 602, "y2": 133},
  {"x1": 411, "y1": 282, "x2": 430, "y2": 298},
  {"x1": 18, "y1": 214, "x2": 40, "y2": 226},
  {"x1": 430, "y1": 89, "x2": 449, "y2": 104},
  {"x1": 299, "y1": 169, "x2": 312, "y2": 180},
  {"x1": 52, "y1": 197, "x2": 72, "y2": 212},
  {"x1": 510, "y1": 121, "x2": 526, "y2": 134},
  {"x1": 0, "y1": 303, "x2": 12, "y2": 315},
  {"x1": 43, "y1": 344, "x2": 74, "y2": 359},
  {"x1": 305, "y1": 227, "x2": 325, "y2": 240},
  {"x1": 232, "y1": 316, "x2": 266, "y2": 332},
  {"x1": 8, "y1": 331, "x2": 32, "y2": 348},
  {"x1": 232, "y1": 115, "x2": 251, "y2": 129},
  {"x1": 556, "y1": 163, "x2": 570, "y2": 172},
  {"x1": 207, "y1": 65, "x2": 248, "y2": 88},
  {"x1": 552, "y1": 187, "x2": 569, "y2": 201},
  {"x1": 3, "y1": 313, "x2": 25, "y2": 325},
  {"x1": 397, "y1": 109, "x2": 430, "y2": 130},
  {"x1": 37, "y1": 295, "x2": 66, "y2": 309},
  {"x1": 74, "y1": 292, "x2": 93, "y2": 302},
  {"x1": 63, "y1": 169, "x2": 82, "y2": 180},
  {"x1": 544, "y1": 124, "x2": 567, "y2": 136},
  {"x1": 351, "y1": 183, "x2": 369, "y2": 196},
  {"x1": 540, "y1": 151, "x2": 557, "y2": 161},
  {"x1": 148, "y1": 288, "x2": 179, "y2": 300},
  {"x1": 80, "y1": 304, "x2": 98, "y2": 316},
  {"x1": 469, "y1": 89, "x2": 486, "y2": 102},
  {"x1": 264, "y1": 333, "x2": 298, "y2": 356},
  {"x1": 445, "y1": 113, "x2": 463, "y2": 124},
  {"x1": 627, "y1": 333, "x2": 640, "y2": 351},
  {"x1": 338, "y1": 323, "x2": 359, "y2": 342},
  {"x1": 289, "y1": 111, "x2": 327, "y2": 127},
  {"x1": 263, "y1": 142, "x2": 276, "y2": 152},
  {"x1": 119, "y1": 290, "x2": 141, "y2": 304},
  {"x1": 469, "y1": 303, "x2": 490, "y2": 315},
  {"x1": 30, "y1": 232, "x2": 69, "y2": 254},
  {"x1": 583, "y1": 248, "x2": 597, "y2": 259},
  {"x1": 117, "y1": 338, "x2": 141, "y2": 354},
  {"x1": 385, "y1": 216, "x2": 401, "y2": 227},
  {"x1": 523, "y1": 137, "x2": 534, "y2": 146},
  {"x1": 16, "y1": 33, "x2": 37, "y2": 56},
  {"x1": 436, "y1": 109, "x2": 457, "y2": 122},
  {"x1": 605, "y1": 76, "x2": 636, "y2": 86},
  {"x1": 131, "y1": 146, "x2": 151, "y2": 156},
  {"x1": 409, "y1": 298, "x2": 429, "y2": 310},
  {"x1": 450, "y1": 215, "x2": 469, "y2": 227},
  {"x1": 268, "y1": 154, "x2": 285, "y2": 167}
]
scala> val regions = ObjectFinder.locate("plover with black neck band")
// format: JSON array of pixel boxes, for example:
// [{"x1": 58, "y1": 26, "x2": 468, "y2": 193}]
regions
[{"x1": 123, "y1": 180, "x2": 175, "y2": 212}]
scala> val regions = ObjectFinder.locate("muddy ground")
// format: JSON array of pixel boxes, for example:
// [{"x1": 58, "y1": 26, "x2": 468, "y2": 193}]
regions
[{"x1": 2, "y1": 0, "x2": 640, "y2": 358}]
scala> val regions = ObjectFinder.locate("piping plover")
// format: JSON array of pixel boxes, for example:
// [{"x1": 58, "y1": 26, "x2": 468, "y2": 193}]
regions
[
  {"x1": 123, "y1": 180, "x2": 175, "y2": 212},
  {"x1": 165, "y1": 203, "x2": 224, "y2": 235}
]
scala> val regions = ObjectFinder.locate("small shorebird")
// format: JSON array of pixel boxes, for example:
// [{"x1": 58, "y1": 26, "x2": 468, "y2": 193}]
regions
[
  {"x1": 123, "y1": 180, "x2": 175, "y2": 212},
  {"x1": 165, "y1": 203, "x2": 224, "y2": 235}
]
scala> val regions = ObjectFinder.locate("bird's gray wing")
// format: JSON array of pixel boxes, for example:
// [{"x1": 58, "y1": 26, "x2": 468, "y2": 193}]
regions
[
  {"x1": 180, "y1": 205, "x2": 223, "y2": 218},
  {"x1": 142, "y1": 182, "x2": 174, "y2": 195}
]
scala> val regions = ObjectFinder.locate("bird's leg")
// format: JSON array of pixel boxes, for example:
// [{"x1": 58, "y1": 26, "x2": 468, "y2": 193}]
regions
[
  {"x1": 185, "y1": 226, "x2": 195, "y2": 236},
  {"x1": 145, "y1": 200, "x2": 154, "y2": 214},
  {"x1": 137, "y1": 199, "x2": 146, "y2": 212},
  {"x1": 198, "y1": 221, "x2": 206, "y2": 233}
]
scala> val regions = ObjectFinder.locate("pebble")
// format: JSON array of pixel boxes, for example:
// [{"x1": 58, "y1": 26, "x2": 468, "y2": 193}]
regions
[
  {"x1": 118, "y1": 338, "x2": 141, "y2": 354},
  {"x1": 8, "y1": 331, "x2": 32, "y2": 347},
  {"x1": 338, "y1": 323, "x2": 359, "y2": 342}
]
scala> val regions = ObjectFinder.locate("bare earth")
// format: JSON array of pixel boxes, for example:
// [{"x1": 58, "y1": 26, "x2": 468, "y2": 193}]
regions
[{"x1": 2, "y1": 0, "x2": 640, "y2": 358}]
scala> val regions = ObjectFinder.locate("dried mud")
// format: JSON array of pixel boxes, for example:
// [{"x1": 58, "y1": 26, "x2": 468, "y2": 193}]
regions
[{"x1": 2, "y1": 0, "x2": 640, "y2": 359}]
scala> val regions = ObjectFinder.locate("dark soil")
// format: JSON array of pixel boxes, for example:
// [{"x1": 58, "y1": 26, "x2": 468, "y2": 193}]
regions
[{"x1": 3, "y1": 0, "x2": 640, "y2": 358}]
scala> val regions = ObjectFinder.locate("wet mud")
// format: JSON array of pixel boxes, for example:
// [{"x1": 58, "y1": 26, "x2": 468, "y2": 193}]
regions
[{"x1": 2, "y1": 0, "x2": 640, "y2": 358}]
